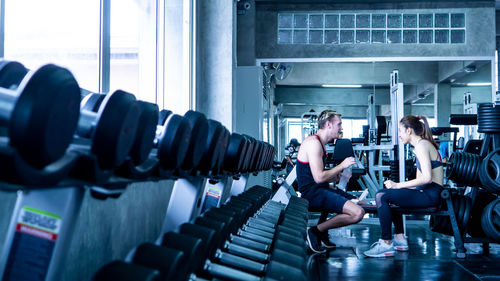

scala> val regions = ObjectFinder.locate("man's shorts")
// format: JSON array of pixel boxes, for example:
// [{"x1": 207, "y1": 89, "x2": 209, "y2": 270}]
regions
[{"x1": 301, "y1": 187, "x2": 348, "y2": 214}]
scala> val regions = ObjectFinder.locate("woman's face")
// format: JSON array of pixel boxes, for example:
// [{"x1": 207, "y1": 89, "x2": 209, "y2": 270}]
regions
[{"x1": 398, "y1": 123, "x2": 411, "y2": 144}]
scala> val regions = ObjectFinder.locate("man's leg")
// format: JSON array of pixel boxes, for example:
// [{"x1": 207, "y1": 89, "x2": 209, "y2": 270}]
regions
[{"x1": 317, "y1": 201, "x2": 365, "y2": 231}]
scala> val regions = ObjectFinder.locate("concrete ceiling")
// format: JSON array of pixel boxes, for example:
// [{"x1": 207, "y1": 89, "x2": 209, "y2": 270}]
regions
[{"x1": 269, "y1": 59, "x2": 491, "y2": 102}]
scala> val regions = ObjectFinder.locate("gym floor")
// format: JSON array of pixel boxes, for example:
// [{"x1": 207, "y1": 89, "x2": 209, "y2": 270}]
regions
[{"x1": 307, "y1": 217, "x2": 500, "y2": 281}]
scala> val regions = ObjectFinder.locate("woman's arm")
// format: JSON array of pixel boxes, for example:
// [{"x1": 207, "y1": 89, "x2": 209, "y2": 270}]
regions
[{"x1": 385, "y1": 143, "x2": 433, "y2": 189}]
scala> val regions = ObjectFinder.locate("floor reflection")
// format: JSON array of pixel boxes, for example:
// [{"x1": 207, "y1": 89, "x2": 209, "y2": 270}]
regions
[{"x1": 308, "y1": 218, "x2": 500, "y2": 281}]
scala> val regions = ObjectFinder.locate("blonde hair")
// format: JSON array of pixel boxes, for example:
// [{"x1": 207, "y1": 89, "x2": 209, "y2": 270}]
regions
[{"x1": 318, "y1": 110, "x2": 341, "y2": 129}]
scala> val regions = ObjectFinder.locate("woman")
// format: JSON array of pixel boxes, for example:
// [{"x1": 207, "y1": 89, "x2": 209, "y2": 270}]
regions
[{"x1": 364, "y1": 115, "x2": 443, "y2": 258}]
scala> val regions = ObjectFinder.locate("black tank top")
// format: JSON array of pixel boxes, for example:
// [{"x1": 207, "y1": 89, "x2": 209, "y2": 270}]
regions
[{"x1": 296, "y1": 135, "x2": 329, "y2": 193}]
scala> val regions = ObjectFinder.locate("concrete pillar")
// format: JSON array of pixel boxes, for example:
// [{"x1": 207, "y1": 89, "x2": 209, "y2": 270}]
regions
[
  {"x1": 434, "y1": 83, "x2": 452, "y2": 127},
  {"x1": 196, "y1": 0, "x2": 235, "y2": 129}
]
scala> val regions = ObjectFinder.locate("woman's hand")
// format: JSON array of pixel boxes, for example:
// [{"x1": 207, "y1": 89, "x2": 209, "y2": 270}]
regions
[{"x1": 384, "y1": 180, "x2": 398, "y2": 189}]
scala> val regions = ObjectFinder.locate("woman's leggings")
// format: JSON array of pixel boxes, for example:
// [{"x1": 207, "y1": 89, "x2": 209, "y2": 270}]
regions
[{"x1": 375, "y1": 182, "x2": 442, "y2": 240}]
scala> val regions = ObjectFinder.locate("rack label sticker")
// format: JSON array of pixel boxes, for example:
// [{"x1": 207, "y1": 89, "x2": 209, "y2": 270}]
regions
[
  {"x1": 2, "y1": 207, "x2": 61, "y2": 281},
  {"x1": 201, "y1": 185, "x2": 222, "y2": 213}
]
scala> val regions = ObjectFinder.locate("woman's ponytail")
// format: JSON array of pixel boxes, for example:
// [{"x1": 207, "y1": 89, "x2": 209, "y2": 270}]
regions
[{"x1": 419, "y1": 116, "x2": 439, "y2": 150}]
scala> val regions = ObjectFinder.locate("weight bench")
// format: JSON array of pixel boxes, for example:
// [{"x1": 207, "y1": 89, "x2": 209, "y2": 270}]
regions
[{"x1": 359, "y1": 188, "x2": 470, "y2": 258}]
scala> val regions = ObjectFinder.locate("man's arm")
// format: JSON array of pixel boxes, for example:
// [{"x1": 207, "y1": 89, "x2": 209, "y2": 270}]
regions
[{"x1": 307, "y1": 139, "x2": 355, "y2": 184}]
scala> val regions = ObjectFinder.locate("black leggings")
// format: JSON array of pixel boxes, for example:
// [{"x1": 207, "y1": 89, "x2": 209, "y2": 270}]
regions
[{"x1": 375, "y1": 182, "x2": 442, "y2": 240}]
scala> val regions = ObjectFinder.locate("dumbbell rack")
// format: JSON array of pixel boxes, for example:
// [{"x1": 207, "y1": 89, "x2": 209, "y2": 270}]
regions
[
  {"x1": 94, "y1": 185, "x2": 311, "y2": 281},
  {"x1": 438, "y1": 102, "x2": 500, "y2": 258}
]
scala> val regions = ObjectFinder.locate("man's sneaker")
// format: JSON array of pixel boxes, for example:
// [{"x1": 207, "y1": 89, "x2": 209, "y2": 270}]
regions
[
  {"x1": 319, "y1": 231, "x2": 336, "y2": 249},
  {"x1": 307, "y1": 227, "x2": 326, "y2": 253},
  {"x1": 363, "y1": 239, "x2": 395, "y2": 258},
  {"x1": 393, "y1": 237, "x2": 408, "y2": 251}
]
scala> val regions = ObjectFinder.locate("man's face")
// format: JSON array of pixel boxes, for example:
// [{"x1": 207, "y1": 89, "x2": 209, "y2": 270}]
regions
[{"x1": 328, "y1": 116, "x2": 343, "y2": 139}]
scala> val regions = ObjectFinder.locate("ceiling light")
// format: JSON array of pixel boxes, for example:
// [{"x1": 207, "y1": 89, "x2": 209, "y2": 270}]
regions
[
  {"x1": 321, "y1": 84, "x2": 362, "y2": 88},
  {"x1": 466, "y1": 82, "x2": 491, "y2": 86}
]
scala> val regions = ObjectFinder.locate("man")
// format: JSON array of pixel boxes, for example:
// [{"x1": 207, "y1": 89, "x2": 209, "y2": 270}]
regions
[{"x1": 296, "y1": 110, "x2": 365, "y2": 253}]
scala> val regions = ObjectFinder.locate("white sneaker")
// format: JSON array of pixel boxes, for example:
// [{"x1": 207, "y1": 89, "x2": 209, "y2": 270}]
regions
[
  {"x1": 393, "y1": 237, "x2": 408, "y2": 251},
  {"x1": 364, "y1": 239, "x2": 395, "y2": 258}
]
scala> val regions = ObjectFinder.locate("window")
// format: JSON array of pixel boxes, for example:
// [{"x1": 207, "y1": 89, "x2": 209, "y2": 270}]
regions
[
  {"x1": 4, "y1": 0, "x2": 100, "y2": 91},
  {"x1": 277, "y1": 11, "x2": 465, "y2": 45},
  {"x1": 342, "y1": 119, "x2": 368, "y2": 139},
  {"x1": 110, "y1": 0, "x2": 157, "y2": 103},
  {"x1": 3, "y1": 0, "x2": 196, "y2": 111}
]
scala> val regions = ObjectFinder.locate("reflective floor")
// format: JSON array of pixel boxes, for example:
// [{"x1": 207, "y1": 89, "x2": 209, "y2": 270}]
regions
[{"x1": 308, "y1": 218, "x2": 500, "y2": 281}]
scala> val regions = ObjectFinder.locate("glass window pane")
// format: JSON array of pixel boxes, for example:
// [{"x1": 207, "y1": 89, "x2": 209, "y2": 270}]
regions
[
  {"x1": 111, "y1": 0, "x2": 156, "y2": 102},
  {"x1": 387, "y1": 14, "x2": 402, "y2": 28},
  {"x1": 451, "y1": 13, "x2": 465, "y2": 28},
  {"x1": 293, "y1": 30, "x2": 307, "y2": 43},
  {"x1": 325, "y1": 30, "x2": 339, "y2": 44},
  {"x1": 278, "y1": 13, "x2": 293, "y2": 28},
  {"x1": 340, "y1": 30, "x2": 354, "y2": 43},
  {"x1": 387, "y1": 30, "x2": 401, "y2": 43},
  {"x1": 4, "y1": 0, "x2": 100, "y2": 92},
  {"x1": 340, "y1": 15, "x2": 355, "y2": 28},
  {"x1": 356, "y1": 30, "x2": 370, "y2": 43},
  {"x1": 403, "y1": 30, "x2": 417, "y2": 43},
  {"x1": 372, "y1": 14, "x2": 386, "y2": 28},
  {"x1": 278, "y1": 30, "x2": 293, "y2": 44},
  {"x1": 419, "y1": 30, "x2": 433, "y2": 43},
  {"x1": 435, "y1": 30, "x2": 449, "y2": 43},
  {"x1": 419, "y1": 14, "x2": 433, "y2": 28},
  {"x1": 309, "y1": 14, "x2": 324, "y2": 28},
  {"x1": 435, "y1": 13, "x2": 449, "y2": 28},
  {"x1": 325, "y1": 14, "x2": 339, "y2": 28},
  {"x1": 294, "y1": 14, "x2": 308, "y2": 28},
  {"x1": 451, "y1": 30, "x2": 465, "y2": 43},
  {"x1": 403, "y1": 14, "x2": 417, "y2": 28},
  {"x1": 371, "y1": 30, "x2": 386, "y2": 43},
  {"x1": 309, "y1": 30, "x2": 323, "y2": 44},
  {"x1": 356, "y1": 14, "x2": 370, "y2": 28}
]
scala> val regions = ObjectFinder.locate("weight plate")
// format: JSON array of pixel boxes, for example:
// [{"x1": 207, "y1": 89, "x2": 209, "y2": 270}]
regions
[
  {"x1": 479, "y1": 148, "x2": 500, "y2": 193},
  {"x1": 181, "y1": 110, "x2": 208, "y2": 171},
  {"x1": 158, "y1": 114, "x2": 191, "y2": 170},
  {"x1": 0, "y1": 60, "x2": 28, "y2": 89},
  {"x1": 130, "y1": 101, "x2": 159, "y2": 165},
  {"x1": 11, "y1": 64, "x2": 80, "y2": 168},
  {"x1": 92, "y1": 90, "x2": 140, "y2": 170}
]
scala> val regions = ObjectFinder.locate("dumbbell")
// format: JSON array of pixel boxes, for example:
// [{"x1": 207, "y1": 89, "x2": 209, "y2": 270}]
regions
[
  {"x1": 93, "y1": 260, "x2": 161, "y2": 281},
  {"x1": 130, "y1": 242, "x2": 189, "y2": 281},
  {"x1": 179, "y1": 110, "x2": 209, "y2": 172},
  {"x1": 195, "y1": 119, "x2": 230, "y2": 176},
  {"x1": 223, "y1": 133, "x2": 248, "y2": 174},
  {"x1": 168, "y1": 225, "x2": 308, "y2": 281},
  {"x1": 114, "y1": 101, "x2": 160, "y2": 179},
  {"x1": 154, "y1": 109, "x2": 191, "y2": 171},
  {"x1": 0, "y1": 60, "x2": 81, "y2": 168},
  {"x1": 75, "y1": 90, "x2": 140, "y2": 170},
  {"x1": 202, "y1": 204, "x2": 308, "y2": 258},
  {"x1": 186, "y1": 224, "x2": 305, "y2": 274},
  {"x1": 222, "y1": 200, "x2": 308, "y2": 245}
]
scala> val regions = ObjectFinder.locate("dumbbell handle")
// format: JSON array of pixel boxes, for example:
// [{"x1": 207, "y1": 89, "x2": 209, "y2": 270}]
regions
[
  {"x1": 216, "y1": 249, "x2": 265, "y2": 274},
  {"x1": 204, "y1": 260, "x2": 260, "y2": 281},
  {"x1": 237, "y1": 229, "x2": 273, "y2": 245},
  {"x1": 229, "y1": 234, "x2": 270, "y2": 252},
  {"x1": 224, "y1": 241, "x2": 268, "y2": 262},
  {"x1": 0, "y1": 87, "x2": 18, "y2": 123},
  {"x1": 76, "y1": 109, "x2": 98, "y2": 138}
]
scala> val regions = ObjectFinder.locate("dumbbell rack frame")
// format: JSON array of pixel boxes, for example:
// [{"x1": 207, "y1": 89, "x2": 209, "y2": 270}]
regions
[{"x1": 0, "y1": 187, "x2": 84, "y2": 281}]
